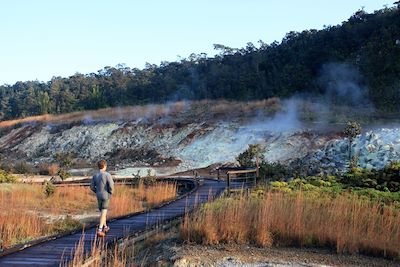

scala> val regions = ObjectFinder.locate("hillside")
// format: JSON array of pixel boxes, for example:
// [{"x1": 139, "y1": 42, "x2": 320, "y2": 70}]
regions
[
  {"x1": 1, "y1": 100, "x2": 400, "y2": 177},
  {"x1": 0, "y1": 7, "x2": 399, "y2": 121}
]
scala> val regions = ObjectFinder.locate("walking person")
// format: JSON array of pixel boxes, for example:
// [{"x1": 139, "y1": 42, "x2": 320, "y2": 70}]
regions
[{"x1": 90, "y1": 159, "x2": 114, "y2": 237}]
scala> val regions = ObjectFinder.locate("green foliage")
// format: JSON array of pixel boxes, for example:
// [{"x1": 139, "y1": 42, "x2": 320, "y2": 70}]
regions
[
  {"x1": 57, "y1": 169, "x2": 71, "y2": 181},
  {"x1": 343, "y1": 121, "x2": 362, "y2": 139},
  {"x1": 269, "y1": 181, "x2": 288, "y2": 188},
  {"x1": 268, "y1": 174, "x2": 399, "y2": 204},
  {"x1": 54, "y1": 152, "x2": 73, "y2": 168},
  {"x1": 140, "y1": 175, "x2": 157, "y2": 186},
  {"x1": 43, "y1": 181, "x2": 56, "y2": 197},
  {"x1": 269, "y1": 181, "x2": 292, "y2": 193},
  {"x1": 54, "y1": 152, "x2": 73, "y2": 181},
  {"x1": 344, "y1": 121, "x2": 362, "y2": 168},
  {"x1": 0, "y1": 8, "x2": 399, "y2": 120},
  {"x1": 260, "y1": 161, "x2": 289, "y2": 181},
  {"x1": 341, "y1": 164, "x2": 400, "y2": 192},
  {"x1": 0, "y1": 169, "x2": 16, "y2": 183},
  {"x1": 353, "y1": 188, "x2": 400, "y2": 205},
  {"x1": 236, "y1": 144, "x2": 289, "y2": 181},
  {"x1": 50, "y1": 215, "x2": 82, "y2": 233},
  {"x1": 236, "y1": 144, "x2": 263, "y2": 167}
]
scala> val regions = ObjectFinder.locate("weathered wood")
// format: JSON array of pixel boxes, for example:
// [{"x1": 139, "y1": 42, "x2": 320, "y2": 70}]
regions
[
  {"x1": 226, "y1": 169, "x2": 257, "y2": 175},
  {"x1": 0, "y1": 178, "x2": 235, "y2": 267}
]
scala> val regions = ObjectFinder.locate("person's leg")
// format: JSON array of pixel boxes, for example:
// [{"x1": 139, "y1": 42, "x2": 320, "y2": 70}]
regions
[{"x1": 99, "y1": 209, "x2": 107, "y2": 229}]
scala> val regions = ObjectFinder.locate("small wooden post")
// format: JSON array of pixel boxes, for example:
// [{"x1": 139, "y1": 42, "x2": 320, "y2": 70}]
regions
[
  {"x1": 256, "y1": 156, "x2": 260, "y2": 179},
  {"x1": 227, "y1": 173, "x2": 230, "y2": 194},
  {"x1": 217, "y1": 168, "x2": 220, "y2": 181}
]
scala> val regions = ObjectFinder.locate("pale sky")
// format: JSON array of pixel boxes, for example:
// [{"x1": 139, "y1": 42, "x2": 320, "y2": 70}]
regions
[{"x1": 0, "y1": 0, "x2": 392, "y2": 85}]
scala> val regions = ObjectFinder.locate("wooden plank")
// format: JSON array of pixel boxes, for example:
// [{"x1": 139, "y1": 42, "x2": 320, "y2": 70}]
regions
[
  {"x1": 226, "y1": 169, "x2": 257, "y2": 175},
  {"x1": 0, "y1": 179, "x2": 235, "y2": 267}
]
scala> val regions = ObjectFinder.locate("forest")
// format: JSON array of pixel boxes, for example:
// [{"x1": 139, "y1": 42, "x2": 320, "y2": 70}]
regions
[{"x1": 0, "y1": 6, "x2": 399, "y2": 120}]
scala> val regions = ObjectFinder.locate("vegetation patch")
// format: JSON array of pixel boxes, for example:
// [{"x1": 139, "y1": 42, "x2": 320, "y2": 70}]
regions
[
  {"x1": 0, "y1": 182, "x2": 177, "y2": 249},
  {"x1": 0, "y1": 169, "x2": 16, "y2": 183},
  {"x1": 181, "y1": 190, "x2": 400, "y2": 259}
]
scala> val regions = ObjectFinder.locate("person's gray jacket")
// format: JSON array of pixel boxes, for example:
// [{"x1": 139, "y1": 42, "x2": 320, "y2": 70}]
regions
[{"x1": 90, "y1": 170, "x2": 114, "y2": 200}]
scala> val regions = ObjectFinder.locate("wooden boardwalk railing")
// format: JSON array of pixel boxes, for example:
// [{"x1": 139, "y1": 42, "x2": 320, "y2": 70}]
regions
[{"x1": 0, "y1": 178, "x2": 248, "y2": 267}]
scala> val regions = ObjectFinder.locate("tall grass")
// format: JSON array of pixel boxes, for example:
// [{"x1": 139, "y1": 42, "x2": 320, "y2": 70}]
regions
[
  {"x1": 181, "y1": 191, "x2": 400, "y2": 258},
  {"x1": 0, "y1": 211, "x2": 50, "y2": 249},
  {"x1": 0, "y1": 182, "x2": 177, "y2": 249},
  {"x1": 110, "y1": 181, "x2": 177, "y2": 217},
  {"x1": 62, "y1": 234, "x2": 127, "y2": 267}
]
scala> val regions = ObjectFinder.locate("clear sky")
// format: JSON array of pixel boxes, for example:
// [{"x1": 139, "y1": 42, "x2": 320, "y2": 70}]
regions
[{"x1": 0, "y1": 0, "x2": 392, "y2": 85}]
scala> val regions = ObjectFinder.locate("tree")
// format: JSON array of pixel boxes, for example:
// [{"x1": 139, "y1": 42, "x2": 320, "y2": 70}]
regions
[
  {"x1": 343, "y1": 121, "x2": 362, "y2": 168},
  {"x1": 39, "y1": 91, "x2": 50, "y2": 114},
  {"x1": 0, "y1": 7, "x2": 399, "y2": 120},
  {"x1": 236, "y1": 144, "x2": 264, "y2": 167}
]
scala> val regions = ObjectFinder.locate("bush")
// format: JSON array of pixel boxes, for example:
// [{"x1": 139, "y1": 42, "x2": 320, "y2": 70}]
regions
[
  {"x1": 57, "y1": 169, "x2": 71, "y2": 180},
  {"x1": 236, "y1": 144, "x2": 263, "y2": 167},
  {"x1": 340, "y1": 164, "x2": 400, "y2": 192},
  {"x1": 353, "y1": 188, "x2": 400, "y2": 206},
  {"x1": 0, "y1": 169, "x2": 16, "y2": 183},
  {"x1": 12, "y1": 161, "x2": 33, "y2": 174},
  {"x1": 269, "y1": 181, "x2": 292, "y2": 193},
  {"x1": 43, "y1": 181, "x2": 56, "y2": 197},
  {"x1": 38, "y1": 163, "x2": 60, "y2": 176},
  {"x1": 54, "y1": 152, "x2": 73, "y2": 168},
  {"x1": 236, "y1": 144, "x2": 289, "y2": 181},
  {"x1": 260, "y1": 161, "x2": 289, "y2": 181}
]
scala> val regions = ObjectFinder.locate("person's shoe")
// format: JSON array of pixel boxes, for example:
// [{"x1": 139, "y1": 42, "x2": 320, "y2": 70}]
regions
[
  {"x1": 97, "y1": 229, "x2": 106, "y2": 237},
  {"x1": 103, "y1": 226, "x2": 110, "y2": 233}
]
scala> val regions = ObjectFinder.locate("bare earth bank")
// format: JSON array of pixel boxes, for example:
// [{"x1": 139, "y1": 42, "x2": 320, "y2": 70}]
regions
[{"x1": 133, "y1": 234, "x2": 399, "y2": 267}]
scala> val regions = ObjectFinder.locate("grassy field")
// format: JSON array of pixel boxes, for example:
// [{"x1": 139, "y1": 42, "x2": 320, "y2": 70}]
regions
[
  {"x1": 0, "y1": 182, "x2": 177, "y2": 249},
  {"x1": 181, "y1": 189, "x2": 400, "y2": 259}
]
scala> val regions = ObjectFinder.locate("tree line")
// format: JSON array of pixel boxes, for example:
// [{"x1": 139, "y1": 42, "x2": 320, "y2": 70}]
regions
[{"x1": 0, "y1": 7, "x2": 399, "y2": 120}]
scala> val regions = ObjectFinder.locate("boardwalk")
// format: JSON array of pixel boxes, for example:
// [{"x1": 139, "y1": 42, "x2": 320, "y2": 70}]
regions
[{"x1": 0, "y1": 179, "x2": 228, "y2": 267}]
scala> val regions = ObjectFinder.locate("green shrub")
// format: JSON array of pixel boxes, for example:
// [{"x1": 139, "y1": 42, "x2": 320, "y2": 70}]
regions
[
  {"x1": 260, "y1": 161, "x2": 289, "y2": 181},
  {"x1": 305, "y1": 176, "x2": 333, "y2": 187},
  {"x1": 0, "y1": 169, "x2": 16, "y2": 183},
  {"x1": 140, "y1": 175, "x2": 157, "y2": 186},
  {"x1": 353, "y1": 188, "x2": 400, "y2": 206},
  {"x1": 236, "y1": 144, "x2": 290, "y2": 181},
  {"x1": 43, "y1": 181, "x2": 56, "y2": 197},
  {"x1": 50, "y1": 215, "x2": 82, "y2": 233},
  {"x1": 340, "y1": 164, "x2": 400, "y2": 192},
  {"x1": 270, "y1": 181, "x2": 288, "y2": 188},
  {"x1": 54, "y1": 152, "x2": 73, "y2": 168},
  {"x1": 57, "y1": 169, "x2": 71, "y2": 180},
  {"x1": 236, "y1": 144, "x2": 264, "y2": 167},
  {"x1": 269, "y1": 181, "x2": 291, "y2": 193}
]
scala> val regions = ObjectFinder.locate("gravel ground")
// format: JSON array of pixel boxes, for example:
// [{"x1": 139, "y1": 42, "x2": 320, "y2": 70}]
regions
[{"x1": 133, "y1": 233, "x2": 399, "y2": 267}]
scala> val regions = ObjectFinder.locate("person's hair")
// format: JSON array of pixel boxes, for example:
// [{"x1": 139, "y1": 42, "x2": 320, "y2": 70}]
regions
[{"x1": 97, "y1": 160, "x2": 107, "y2": 169}]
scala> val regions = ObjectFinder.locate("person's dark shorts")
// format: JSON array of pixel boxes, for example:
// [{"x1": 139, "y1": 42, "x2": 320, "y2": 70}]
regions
[{"x1": 97, "y1": 198, "x2": 110, "y2": 211}]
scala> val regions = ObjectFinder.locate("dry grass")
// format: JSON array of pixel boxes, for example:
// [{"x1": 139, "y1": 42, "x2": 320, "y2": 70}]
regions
[
  {"x1": 64, "y1": 222, "x2": 175, "y2": 266},
  {"x1": 0, "y1": 182, "x2": 177, "y2": 249},
  {"x1": 181, "y1": 191, "x2": 400, "y2": 258},
  {"x1": 0, "y1": 99, "x2": 282, "y2": 128},
  {"x1": 63, "y1": 234, "x2": 128, "y2": 267},
  {"x1": 110, "y1": 181, "x2": 177, "y2": 217},
  {"x1": 38, "y1": 163, "x2": 60, "y2": 175}
]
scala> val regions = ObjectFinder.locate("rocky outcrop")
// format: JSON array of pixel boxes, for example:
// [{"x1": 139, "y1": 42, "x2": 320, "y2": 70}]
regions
[
  {"x1": 291, "y1": 128, "x2": 400, "y2": 175},
  {"x1": 1, "y1": 117, "x2": 400, "y2": 175}
]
